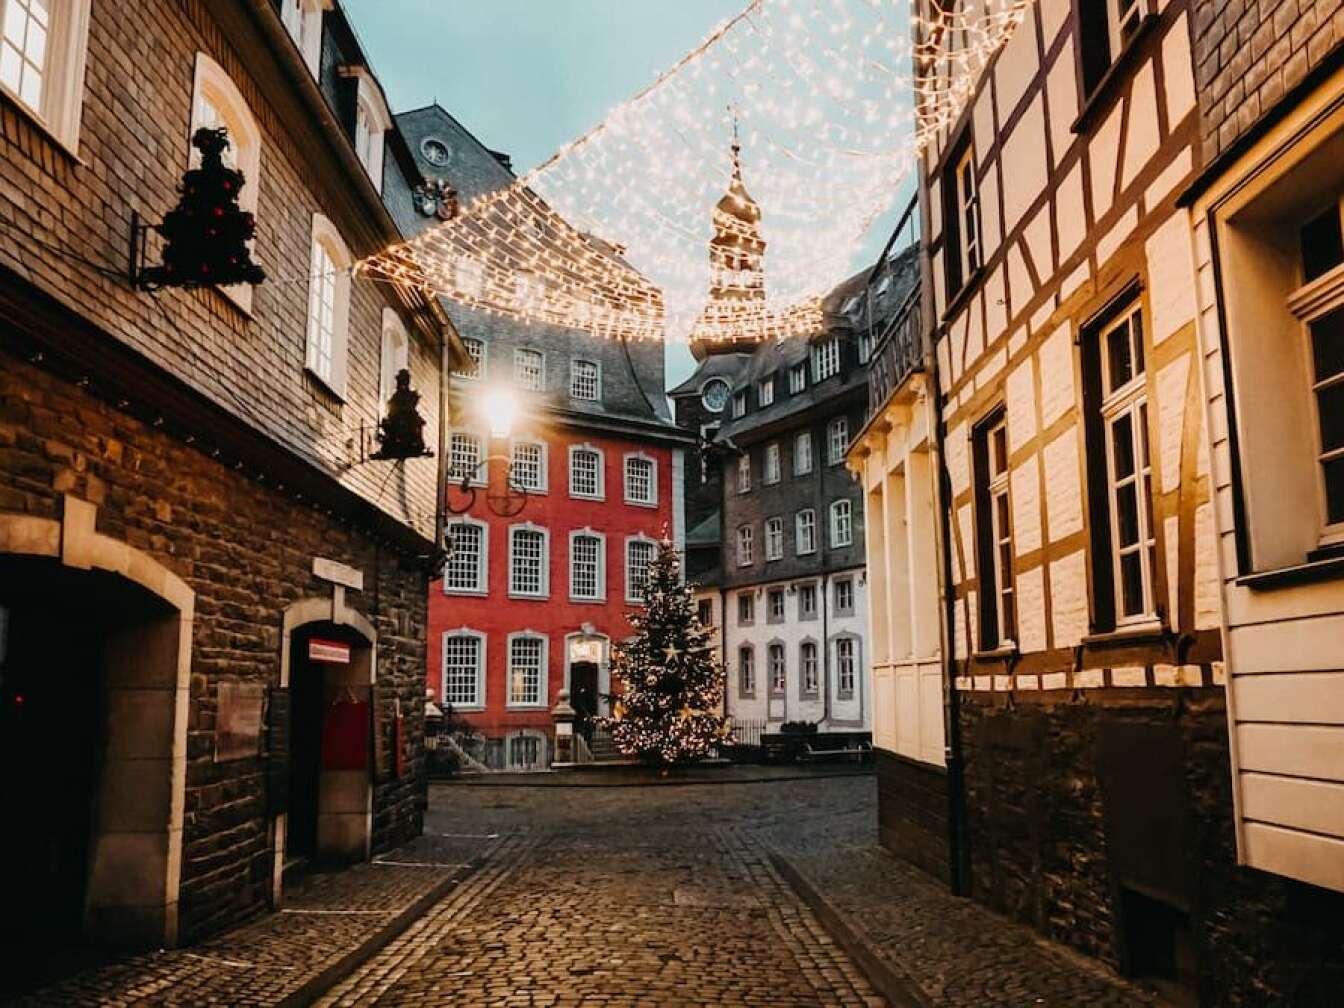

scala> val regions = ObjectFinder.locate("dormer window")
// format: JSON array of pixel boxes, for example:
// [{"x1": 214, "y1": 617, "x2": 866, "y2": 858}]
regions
[
  {"x1": 280, "y1": 0, "x2": 324, "y2": 76},
  {"x1": 757, "y1": 376, "x2": 775, "y2": 408},
  {"x1": 338, "y1": 66, "x2": 392, "y2": 193},
  {"x1": 732, "y1": 389, "x2": 747, "y2": 418},
  {"x1": 811, "y1": 338, "x2": 840, "y2": 382}
]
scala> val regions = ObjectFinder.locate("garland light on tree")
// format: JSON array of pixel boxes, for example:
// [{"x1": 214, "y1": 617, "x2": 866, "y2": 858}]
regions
[{"x1": 607, "y1": 538, "x2": 728, "y2": 766}]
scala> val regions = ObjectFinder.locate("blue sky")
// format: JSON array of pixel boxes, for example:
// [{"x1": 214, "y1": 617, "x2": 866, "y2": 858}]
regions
[{"x1": 345, "y1": 1, "x2": 910, "y2": 389}]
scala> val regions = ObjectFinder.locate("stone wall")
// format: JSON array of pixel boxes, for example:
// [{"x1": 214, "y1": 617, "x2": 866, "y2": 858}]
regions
[
  {"x1": 1192, "y1": 0, "x2": 1344, "y2": 162},
  {"x1": 958, "y1": 690, "x2": 1344, "y2": 1005},
  {"x1": 874, "y1": 749, "x2": 950, "y2": 885},
  {"x1": 0, "y1": 348, "x2": 427, "y2": 942}
]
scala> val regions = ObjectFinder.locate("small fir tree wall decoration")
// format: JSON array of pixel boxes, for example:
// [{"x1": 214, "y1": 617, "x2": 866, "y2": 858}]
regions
[
  {"x1": 606, "y1": 538, "x2": 729, "y2": 765},
  {"x1": 140, "y1": 127, "x2": 265, "y2": 289}
]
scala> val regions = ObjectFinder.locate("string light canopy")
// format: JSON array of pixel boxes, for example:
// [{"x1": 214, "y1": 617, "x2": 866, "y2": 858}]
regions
[{"x1": 355, "y1": 0, "x2": 1028, "y2": 346}]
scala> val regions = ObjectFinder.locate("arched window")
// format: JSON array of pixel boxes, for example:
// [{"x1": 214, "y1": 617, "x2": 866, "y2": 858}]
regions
[
  {"x1": 306, "y1": 214, "x2": 353, "y2": 396},
  {"x1": 379, "y1": 308, "x2": 409, "y2": 411}
]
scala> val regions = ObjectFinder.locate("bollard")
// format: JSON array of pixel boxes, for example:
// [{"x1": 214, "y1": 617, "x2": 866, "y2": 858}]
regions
[{"x1": 551, "y1": 688, "x2": 577, "y2": 767}]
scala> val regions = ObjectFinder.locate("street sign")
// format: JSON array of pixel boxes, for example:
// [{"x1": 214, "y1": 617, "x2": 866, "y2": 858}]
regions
[{"x1": 308, "y1": 638, "x2": 351, "y2": 664}]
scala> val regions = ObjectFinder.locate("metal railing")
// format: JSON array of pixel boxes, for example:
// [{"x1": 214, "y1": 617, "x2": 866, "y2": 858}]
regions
[
  {"x1": 866, "y1": 283, "x2": 923, "y2": 419},
  {"x1": 730, "y1": 718, "x2": 767, "y2": 748}
]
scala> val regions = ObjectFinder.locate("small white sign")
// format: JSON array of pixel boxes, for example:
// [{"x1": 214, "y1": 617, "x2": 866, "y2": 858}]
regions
[
  {"x1": 312, "y1": 557, "x2": 364, "y2": 591},
  {"x1": 556, "y1": 722, "x2": 574, "y2": 737}
]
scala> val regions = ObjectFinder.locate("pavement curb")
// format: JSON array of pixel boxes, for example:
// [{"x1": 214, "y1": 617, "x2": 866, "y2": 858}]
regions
[
  {"x1": 433, "y1": 768, "x2": 875, "y2": 788},
  {"x1": 273, "y1": 846, "x2": 495, "y2": 1008},
  {"x1": 767, "y1": 846, "x2": 935, "y2": 1008}
]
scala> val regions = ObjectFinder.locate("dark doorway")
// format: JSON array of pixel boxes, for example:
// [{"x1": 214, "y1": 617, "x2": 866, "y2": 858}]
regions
[
  {"x1": 287, "y1": 636, "x2": 326, "y2": 866},
  {"x1": 570, "y1": 661, "x2": 599, "y2": 742}
]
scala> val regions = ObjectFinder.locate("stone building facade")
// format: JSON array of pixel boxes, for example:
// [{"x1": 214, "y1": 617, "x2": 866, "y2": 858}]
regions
[{"x1": 0, "y1": 0, "x2": 465, "y2": 964}]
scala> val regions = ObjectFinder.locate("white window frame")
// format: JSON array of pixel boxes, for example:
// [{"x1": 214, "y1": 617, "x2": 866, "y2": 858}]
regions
[
  {"x1": 508, "y1": 523, "x2": 550, "y2": 599},
  {"x1": 279, "y1": 0, "x2": 325, "y2": 75},
  {"x1": 800, "y1": 640, "x2": 820, "y2": 694},
  {"x1": 190, "y1": 52, "x2": 263, "y2": 314},
  {"x1": 835, "y1": 636, "x2": 857, "y2": 697},
  {"x1": 379, "y1": 307, "x2": 410, "y2": 411},
  {"x1": 789, "y1": 362, "x2": 807, "y2": 394},
  {"x1": 442, "y1": 517, "x2": 488, "y2": 596},
  {"x1": 305, "y1": 214, "x2": 353, "y2": 396},
  {"x1": 513, "y1": 348, "x2": 545, "y2": 390},
  {"x1": 736, "y1": 524, "x2": 754, "y2": 566},
  {"x1": 1106, "y1": 0, "x2": 1145, "y2": 56},
  {"x1": 448, "y1": 430, "x2": 486, "y2": 486},
  {"x1": 828, "y1": 416, "x2": 850, "y2": 464},
  {"x1": 441, "y1": 628, "x2": 485, "y2": 710},
  {"x1": 984, "y1": 414, "x2": 1017, "y2": 647},
  {"x1": 338, "y1": 65, "x2": 392, "y2": 193},
  {"x1": 510, "y1": 438, "x2": 548, "y2": 493},
  {"x1": 834, "y1": 576, "x2": 855, "y2": 614},
  {"x1": 955, "y1": 145, "x2": 981, "y2": 280},
  {"x1": 625, "y1": 535, "x2": 657, "y2": 603},
  {"x1": 757, "y1": 376, "x2": 775, "y2": 408},
  {"x1": 737, "y1": 453, "x2": 751, "y2": 494},
  {"x1": 0, "y1": 0, "x2": 91, "y2": 152},
  {"x1": 764, "y1": 442, "x2": 781, "y2": 485},
  {"x1": 768, "y1": 642, "x2": 787, "y2": 694},
  {"x1": 505, "y1": 631, "x2": 548, "y2": 708},
  {"x1": 765, "y1": 516, "x2": 784, "y2": 561},
  {"x1": 796, "y1": 509, "x2": 817, "y2": 555},
  {"x1": 738, "y1": 645, "x2": 756, "y2": 696},
  {"x1": 794, "y1": 432, "x2": 813, "y2": 475},
  {"x1": 1099, "y1": 304, "x2": 1158, "y2": 624},
  {"x1": 811, "y1": 338, "x2": 840, "y2": 382},
  {"x1": 767, "y1": 588, "x2": 785, "y2": 623},
  {"x1": 830, "y1": 499, "x2": 853, "y2": 548},
  {"x1": 570, "y1": 358, "x2": 601, "y2": 401},
  {"x1": 455, "y1": 337, "x2": 486, "y2": 380},
  {"x1": 799, "y1": 582, "x2": 818, "y2": 619},
  {"x1": 732, "y1": 389, "x2": 747, "y2": 418},
  {"x1": 568, "y1": 443, "x2": 605, "y2": 500},
  {"x1": 623, "y1": 452, "x2": 657, "y2": 507},
  {"x1": 738, "y1": 592, "x2": 754, "y2": 625},
  {"x1": 569, "y1": 528, "x2": 606, "y2": 602}
]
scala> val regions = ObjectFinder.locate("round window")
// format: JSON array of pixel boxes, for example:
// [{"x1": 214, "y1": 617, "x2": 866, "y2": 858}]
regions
[
  {"x1": 421, "y1": 138, "x2": 452, "y2": 166},
  {"x1": 701, "y1": 378, "x2": 730, "y2": 413}
]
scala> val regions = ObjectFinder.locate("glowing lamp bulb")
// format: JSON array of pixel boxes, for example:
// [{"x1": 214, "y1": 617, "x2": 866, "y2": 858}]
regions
[{"x1": 481, "y1": 386, "x2": 520, "y2": 440}]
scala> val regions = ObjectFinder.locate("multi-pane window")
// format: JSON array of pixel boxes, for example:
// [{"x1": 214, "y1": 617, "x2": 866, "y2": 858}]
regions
[
  {"x1": 449, "y1": 431, "x2": 483, "y2": 482},
  {"x1": 569, "y1": 447, "x2": 603, "y2": 498},
  {"x1": 508, "y1": 635, "x2": 545, "y2": 706},
  {"x1": 794, "y1": 432, "x2": 814, "y2": 475},
  {"x1": 353, "y1": 95, "x2": 385, "y2": 190},
  {"x1": 764, "y1": 443, "x2": 781, "y2": 484},
  {"x1": 1, "y1": 0, "x2": 48, "y2": 112},
  {"x1": 306, "y1": 239, "x2": 339, "y2": 383},
  {"x1": 737, "y1": 524, "x2": 754, "y2": 566},
  {"x1": 455, "y1": 337, "x2": 485, "y2": 379},
  {"x1": 625, "y1": 455, "x2": 655, "y2": 505},
  {"x1": 732, "y1": 390, "x2": 747, "y2": 418},
  {"x1": 737, "y1": 454, "x2": 751, "y2": 494},
  {"x1": 955, "y1": 145, "x2": 981, "y2": 281},
  {"x1": 765, "y1": 517, "x2": 784, "y2": 561},
  {"x1": 509, "y1": 526, "x2": 547, "y2": 597},
  {"x1": 796, "y1": 509, "x2": 817, "y2": 554},
  {"x1": 739, "y1": 646, "x2": 755, "y2": 694},
  {"x1": 442, "y1": 633, "x2": 483, "y2": 707},
  {"x1": 828, "y1": 416, "x2": 850, "y2": 464},
  {"x1": 976, "y1": 414, "x2": 1016, "y2": 647},
  {"x1": 811, "y1": 338, "x2": 840, "y2": 382},
  {"x1": 513, "y1": 348, "x2": 544, "y2": 390},
  {"x1": 697, "y1": 599, "x2": 713, "y2": 626},
  {"x1": 830, "y1": 500, "x2": 853, "y2": 548},
  {"x1": 379, "y1": 310, "x2": 409, "y2": 411},
  {"x1": 836, "y1": 638, "x2": 856, "y2": 695},
  {"x1": 1100, "y1": 306, "x2": 1157, "y2": 622},
  {"x1": 508, "y1": 734, "x2": 541, "y2": 769},
  {"x1": 799, "y1": 583, "x2": 817, "y2": 619},
  {"x1": 757, "y1": 377, "x2": 775, "y2": 407},
  {"x1": 511, "y1": 441, "x2": 546, "y2": 492},
  {"x1": 1106, "y1": 0, "x2": 1144, "y2": 55},
  {"x1": 626, "y1": 539, "x2": 655, "y2": 602},
  {"x1": 1298, "y1": 208, "x2": 1344, "y2": 531},
  {"x1": 570, "y1": 533, "x2": 603, "y2": 601},
  {"x1": 769, "y1": 644, "x2": 786, "y2": 693},
  {"x1": 444, "y1": 521, "x2": 486, "y2": 593},
  {"x1": 858, "y1": 329, "x2": 873, "y2": 364},
  {"x1": 570, "y1": 359, "x2": 600, "y2": 400},
  {"x1": 768, "y1": 588, "x2": 785, "y2": 622},
  {"x1": 738, "y1": 593, "x2": 754, "y2": 625},
  {"x1": 834, "y1": 577, "x2": 854, "y2": 614},
  {"x1": 801, "y1": 641, "x2": 819, "y2": 693},
  {"x1": 789, "y1": 363, "x2": 807, "y2": 394}
]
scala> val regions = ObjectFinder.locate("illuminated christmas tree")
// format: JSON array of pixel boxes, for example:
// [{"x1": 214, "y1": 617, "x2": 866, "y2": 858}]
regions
[{"x1": 607, "y1": 538, "x2": 728, "y2": 765}]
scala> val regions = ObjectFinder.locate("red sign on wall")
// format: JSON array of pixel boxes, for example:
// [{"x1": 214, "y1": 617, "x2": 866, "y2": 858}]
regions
[{"x1": 309, "y1": 638, "x2": 351, "y2": 664}]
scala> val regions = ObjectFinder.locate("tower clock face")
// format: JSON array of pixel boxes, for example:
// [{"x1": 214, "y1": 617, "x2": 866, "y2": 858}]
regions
[{"x1": 701, "y1": 378, "x2": 730, "y2": 413}]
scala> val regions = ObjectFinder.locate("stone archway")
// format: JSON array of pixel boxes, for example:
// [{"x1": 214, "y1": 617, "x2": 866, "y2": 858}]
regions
[{"x1": 0, "y1": 496, "x2": 192, "y2": 949}]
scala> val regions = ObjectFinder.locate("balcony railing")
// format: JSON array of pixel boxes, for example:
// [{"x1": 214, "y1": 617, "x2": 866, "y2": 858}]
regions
[{"x1": 866, "y1": 283, "x2": 923, "y2": 419}]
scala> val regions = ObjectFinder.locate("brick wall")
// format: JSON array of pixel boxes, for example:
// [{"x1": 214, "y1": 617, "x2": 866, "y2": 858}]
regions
[
  {"x1": 0, "y1": 349, "x2": 427, "y2": 941},
  {"x1": 874, "y1": 749, "x2": 950, "y2": 885},
  {"x1": 1193, "y1": 0, "x2": 1344, "y2": 161}
]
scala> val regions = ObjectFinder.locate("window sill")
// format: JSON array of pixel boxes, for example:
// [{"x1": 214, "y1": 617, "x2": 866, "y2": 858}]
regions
[
  {"x1": 971, "y1": 643, "x2": 1019, "y2": 663},
  {"x1": 449, "y1": 704, "x2": 485, "y2": 713},
  {"x1": 569, "y1": 493, "x2": 605, "y2": 502},
  {"x1": 939, "y1": 266, "x2": 985, "y2": 325},
  {"x1": 304, "y1": 367, "x2": 347, "y2": 404},
  {"x1": 570, "y1": 596, "x2": 607, "y2": 605},
  {"x1": 1071, "y1": 15, "x2": 1161, "y2": 135},
  {"x1": 1237, "y1": 552, "x2": 1344, "y2": 591},
  {"x1": 505, "y1": 703, "x2": 548, "y2": 711},
  {"x1": 507, "y1": 593, "x2": 550, "y2": 602},
  {"x1": 0, "y1": 86, "x2": 84, "y2": 165},
  {"x1": 833, "y1": 609, "x2": 856, "y2": 619},
  {"x1": 1082, "y1": 620, "x2": 1167, "y2": 649},
  {"x1": 624, "y1": 499, "x2": 658, "y2": 509},
  {"x1": 442, "y1": 587, "x2": 488, "y2": 597}
]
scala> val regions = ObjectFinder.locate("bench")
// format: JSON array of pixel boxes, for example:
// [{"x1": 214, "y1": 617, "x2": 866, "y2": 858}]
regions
[{"x1": 799, "y1": 739, "x2": 872, "y2": 763}]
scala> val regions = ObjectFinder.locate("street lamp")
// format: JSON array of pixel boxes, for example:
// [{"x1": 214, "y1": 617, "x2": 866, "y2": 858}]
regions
[
  {"x1": 444, "y1": 383, "x2": 531, "y2": 518},
  {"x1": 480, "y1": 384, "x2": 520, "y2": 441}
]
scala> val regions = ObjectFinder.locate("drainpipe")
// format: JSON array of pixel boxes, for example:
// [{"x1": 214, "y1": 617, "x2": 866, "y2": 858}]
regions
[{"x1": 821, "y1": 570, "x2": 832, "y2": 729}]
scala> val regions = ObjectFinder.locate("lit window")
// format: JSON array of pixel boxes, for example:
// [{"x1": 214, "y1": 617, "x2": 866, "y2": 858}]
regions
[
  {"x1": 796, "y1": 509, "x2": 817, "y2": 554},
  {"x1": 569, "y1": 445, "x2": 604, "y2": 499},
  {"x1": 768, "y1": 588, "x2": 785, "y2": 621},
  {"x1": 739, "y1": 646, "x2": 755, "y2": 695},
  {"x1": 0, "y1": 0, "x2": 91, "y2": 149},
  {"x1": 624, "y1": 454, "x2": 656, "y2": 505},
  {"x1": 732, "y1": 389, "x2": 747, "y2": 418},
  {"x1": 738, "y1": 593, "x2": 754, "y2": 625},
  {"x1": 836, "y1": 638, "x2": 856, "y2": 695},
  {"x1": 508, "y1": 635, "x2": 545, "y2": 706},
  {"x1": 511, "y1": 440, "x2": 546, "y2": 492},
  {"x1": 799, "y1": 583, "x2": 817, "y2": 619},
  {"x1": 789, "y1": 363, "x2": 807, "y2": 394},
  {"x1": 801, "y1": 641, "x2": 819, "y2": 693},
  {"x1": 737, "y1": 524, "x2": 754, "y2": 566},
  {"x1": 448, "y1": 431, "x2": 482, "y2": 483},
  {"x1": 757, "y1": 377, "x2": 775, "y2": 407},
  {"x1": 570, "y1": 532, "x2": 604, "y2": 601},
  {"x1": 442, "y1": 631, "x2": 484, "y2": 708},
  {"x1": 811, "y1": 339, "x2": 839, "y2": 382},
  {"x1": 514, "y1": 348, "x2": 544, "y2": 390},
  {"x1": 305, "y1": 215, "x2": 353, "y2": 394},
  {"x1": 737, "y1": 453, "x2": 751, "y2": 494},
  {"x1": 764, "y1": 443, "x2": 781, "y2": 485},
  {"x1": 765, "y1": 517, "x2": 784, "y2": 561},
  {"x1": 794, "y1": 432, "x2": 813, "y2": 475},
  {"x1": 974, "y1": 413, "x2": 1016, "y2": 648},
  {"x1": 769, "y1": 643, "x2": 786, "y2": 693},
  {"x1": 570, "y1": 359, "x2": 600, "y2": 400},
  {"x1": 830, "y1": 499, "x2": 853, "y2": 548},
  {"x1": 834, "y1": 577, "x2": 854, "y2": 614},
  {"x1": 626, "y1": 538, "x2": 655, "y2": 602},
  {"x1": 443, "y1": 520, "x2": 486, "y2": 594},
  {"x1": 828, "y1": 416, "x2": 849, "y2": 464},
  {"x1": 379, "y1": 309, "x2": 409, "y2": 411},
  {"x1": 455, "y1": 337, "x2": 485, "y2": 380},
  {"x1": 509, "y1": 525, "x2": 548, "y2": 597}
]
